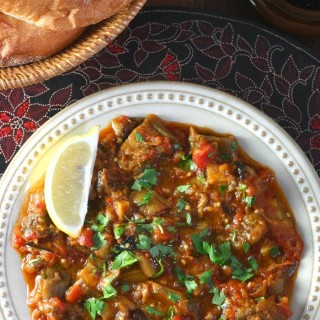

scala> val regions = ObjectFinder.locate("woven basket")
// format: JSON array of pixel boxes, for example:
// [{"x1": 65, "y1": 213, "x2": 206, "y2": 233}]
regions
[{"x1": 0, "y1": 0, "x2": 147, "y2": 90}]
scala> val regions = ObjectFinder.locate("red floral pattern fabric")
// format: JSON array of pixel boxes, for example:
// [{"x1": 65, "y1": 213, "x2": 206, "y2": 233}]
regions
[{"x1": 0, "y1": 8, "x2": 319, "y2": 176}]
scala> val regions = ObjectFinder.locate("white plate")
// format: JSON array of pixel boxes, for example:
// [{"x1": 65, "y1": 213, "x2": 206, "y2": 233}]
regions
[{"x1": 0, "y1": 81, "x2": 319, "y2": 320}]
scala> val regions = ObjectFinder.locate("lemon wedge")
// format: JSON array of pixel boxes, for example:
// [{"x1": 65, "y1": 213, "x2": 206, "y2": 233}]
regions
[{"x1": 44, "y1": 126, "x2": 100, "y2": 238}]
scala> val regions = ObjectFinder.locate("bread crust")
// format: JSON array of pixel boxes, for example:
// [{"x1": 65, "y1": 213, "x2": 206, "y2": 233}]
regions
[
  {"x1": 0, "y1": 0, "x2": 131, "y2": 31},
  {"x1": 0, "y1": 12, "x2": 85, "y2": 67}
]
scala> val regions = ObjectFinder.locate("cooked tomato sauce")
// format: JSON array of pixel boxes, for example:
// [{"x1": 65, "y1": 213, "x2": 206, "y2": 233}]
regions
[{"x1": 12, "y1": 114, "x2": 303, "y2": 320}]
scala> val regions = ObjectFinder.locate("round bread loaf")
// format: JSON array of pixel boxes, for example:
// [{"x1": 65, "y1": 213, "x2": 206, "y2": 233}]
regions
[
  {"x1": 0, "y1": 12, "x2": 85, "y2": 67},
  {"x1": 0, "y1": 0, "x2": 131, "y2": 31}
]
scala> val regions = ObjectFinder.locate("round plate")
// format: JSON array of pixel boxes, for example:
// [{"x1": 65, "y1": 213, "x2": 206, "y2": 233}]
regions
[{"x1": 0, "y1": 82, "x2": 319, "y2": 320}]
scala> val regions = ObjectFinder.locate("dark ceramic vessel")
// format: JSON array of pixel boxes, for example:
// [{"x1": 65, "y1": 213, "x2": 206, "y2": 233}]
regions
[{"x1": 250, "y1": 0, "x2": 320, "y2": 35}]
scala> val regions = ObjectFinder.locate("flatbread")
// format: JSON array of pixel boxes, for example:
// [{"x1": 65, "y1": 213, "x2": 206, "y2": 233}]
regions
[
  {"x1": 0, "y1": 0, "x2": 131, "y2": 31},
  {"x1": 0, "y1": 12, "x2": 85, "y2": 67}
]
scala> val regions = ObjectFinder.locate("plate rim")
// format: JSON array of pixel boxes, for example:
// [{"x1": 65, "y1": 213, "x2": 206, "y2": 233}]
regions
[{"x1": 0, "y1": 81, "x2": 319, "y2": 320}]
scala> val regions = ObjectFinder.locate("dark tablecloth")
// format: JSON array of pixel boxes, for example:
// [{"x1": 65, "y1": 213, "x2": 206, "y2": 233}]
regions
[{"x1": 0, "y1": 8, "x2": 319, "y2": 176}]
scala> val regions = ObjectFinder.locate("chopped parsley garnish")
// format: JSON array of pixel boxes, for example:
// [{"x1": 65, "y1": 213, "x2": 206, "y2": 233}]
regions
[
  {"x1": 198, "y1": 270, "x2": 213, "y2": 285},
  {"x1": 218, "y1": 184, "x2": 228, "y2": 193},
  {"x1": 242, "y1": 242, "x2": 250, "y2": 253},
  {"x1": 167, "y1": 226, "x2": 177, "y2": 233},
  {"x1": 192, "y1": 235, "x2": 231, "y2": 265},
  {"x1": 146, "y1": 306, "x2": 164, "y2": 316},
  {"x1": 120, "y1": 283, "x2": 131, "y2": 293},
  {"x1": 167, "y1": 291, "x2": 181, "y2": 303},
  {"x1": 244, "y1": 196, "x2": 256, "y2": 207},
  {"x1": 231, "y1": 229, "x2": 237, "y2": 243},
  {"x1": 210, "y1": 287, "x2": 226, "y2": 309},
  {"x1": 152, "y1": 259, "x2": 164, "y2": 278},
  {"x1": 270, "y1": 246, "x2": 281, "y2": 257},
  {"x1": 112, "y1": 250, "x2": 137, "y2": 270},
  {"x1": 114, "y1": 225, "x2": 125, "y2": 239},
  {"x1": 178, "y1": 154, "x2": 197, "y2": 171},
  {"x1": 186, "y1": 212, "x2": 192, "y2": 225},
  {"x1": 231, "y1": 140, "x2": 238, "y2": 150},
  {"x1": 137, "y1": 234, "x2": 153, "y2": 250},
  {"x1": 149, "y1": 244, "x2": 175, "y2": 258},
  {"x1": 174, "y1": 267, "x2": 198, "y2": 294},
  {"x1": 131, "y1": 168, "x2": 158, "y2": 191},
  {"x1": 177, "y1": 198, "x2": 189, "y2": 212},
  {"x1": 102, "y1": 284, "x2": 117, "y2": 299},
  {"x1": 135, "y1": 131, "x2": 144, "y2": 142},
  {"x1": 138, "y1": 191, "x2": 153, "y2": 206},
  {"x1": 91, "y1": 232, "x2": 106, "y2": 250},
  {"x1": 167, "y1": 306, "x2": 175, "y2": 319},
  {"x1": 231, "y1": 267, "x2": 254, "y2": 282},
  {"x1": 177, "y1": 184, "x2": 191, "y2": 193},
  {"x1": 197, "y1": 172, "x2": 206, "y2": 184},
  {"x1": 248, "y1": 257, "x2": 259, "y2": 271},
  {"x1": 84, "y1": 298, "x2": 105, "y2": 320}
]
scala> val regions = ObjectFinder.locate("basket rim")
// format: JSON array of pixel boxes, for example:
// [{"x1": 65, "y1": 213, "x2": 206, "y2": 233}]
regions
[{"x1": 0, "y1": 0, "x2": 147, "y2": 91}]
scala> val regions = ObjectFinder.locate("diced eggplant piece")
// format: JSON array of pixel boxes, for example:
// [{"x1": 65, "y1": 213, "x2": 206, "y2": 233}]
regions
[
  {"x1": 207, "y1": 163, "x2": 234, "y2": 185},
  {"x1": 21, "y1": 188, "x2": 51, "y2": 241},
  {"x1": 234, "y1": 298, "x2": 288, "y2": 320},
  {"x1": 78, "y1": 260, "x2": 101, "y2": 290},
  {"x1": 133, "y1": 281, "x2": 192, "y2": 316},
  {"x1": 131, "y1": 190, "x2": 170, "y2": 217},
  {"x1": 28, "y1": 268, "x2": 70, "y2": 308},
  {"x1": 65, "y1": 279, "x2": 93, "y2": 303},
  {"x1": 189, "y1": 127, "x2": 238, "y2": 164},
  {"x1": 100, "y1": 296, "x2": 137, "y2": 320},
  {"x1": 235, "y1": 211, "x2": 267, "y2": 246},
  {"x1": 33, "y1": 297, "x2": 91, "y2": 320},
  {"x1": 128, "y1": 309, "x2": 148, "y2": 320},
  {"x1": 135, "y1": 251, "x2": 158, "y2": 278},
  {"x1": 119, "y1": 114, "x2": 175, "y2": 174},
  {"x1": 111, "y1": 115, "x2": 139, "y2": 140},
  {"x1": 98, "y1": 269, "x2": 120, "y2": 291},
  {"x1": 121, "y1": 268, "x2": 148, "y2": 283}
]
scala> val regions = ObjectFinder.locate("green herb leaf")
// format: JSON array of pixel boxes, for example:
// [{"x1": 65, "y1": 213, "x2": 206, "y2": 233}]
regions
[
  {"x1": 149, "y1": 244, "x2": 175, "y2": 258},
  {"x1": 191, "y1": 234, "x2": 207, "y2": 255},
  {"x1": 218, "y1": 185, "x2": 228, "y2": 193},
  {"x1": 231, "y1": 140, "x2": 238, "y2": 151},
  {"x1": 174, "y1": 267, "x2": 198, "y2": 294},
  {"x1": 120, "y1": 283, "x2": 131, "y2": 293},
  {"x1": 167, "y1": 226, "x2": 177, "y2": 233},
  {"x1": 178, "y1": 154, "x2": 196, "y2": 171},
  {"x1": 198, "y1": 270, "x2": 213, "y2": 285},
  {"x1": 91, "y1": 232, "x2": 106, "y2": 250},
  {"x1": 112, "y1": 250, "x2": 137, "y2": 270},
  {"x1": 244, "y1": 196, "x2": 256, "y2": 207},
  {"x1": 177, "y1": 184, "x2": 191, "y2": 193},
  {"x1": 114, "y1": 225, "x2": 125, "y2": 240},
  {"x1": 152, "y1": 258, "x2": 164, "y2": 278},
  {"x1": 231, "y1": 267, "x2": 254, "y2": 282},
  {"x1": 248, "y1": 256, "x2": 258, "y2": 271},
  {"x1": 269, "y1": 246, "x2": 280, "y2": 258},
  {"x1": 197, "y1": 172, "x2": 206, "y2": 184},
  {"x1": 138, "y1": 191, "x2": 153, "y2": 206},
  {"x1": 102, "y1": 284, "x2": 117, "y2": 299},
  {"x1": 167, "y1": 306, "x2": 175, "y2": 319},
  {"x1": 137, "y1": 234, "x2": 153, "y2": 250},
  {"x1": 242, "y1": 242, "x2": 250, "y2": 253},
  {"x1": 167, "y1": 291, "x2": 181, "y2": 303},
  {"x1": 135, "y1": 131, "x2": 144, "y2": 142},
  {"x1": 146, "y1": 306, "x2": 164, "y2": 316},
  {"x1": 186, "y1": 212, "x2": 192, "y2": 225},
  {"x1": 177, "y1": 198, "x2": 189, "y2": 212},
  {"x1": 131, "y1": 168, "x2": 158, "y2": 191},
  {"x1": 210, "y1": 287, "x2": 226, "y2": 309},
  {"x1": 84, "y1": 298, "x2": 105, "y2": 320},
  {"x1": 185, "y1": 280, "x2": 198, "y2": 294}
]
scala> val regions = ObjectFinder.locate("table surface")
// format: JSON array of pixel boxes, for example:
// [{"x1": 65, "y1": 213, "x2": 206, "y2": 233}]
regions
[{"x1": 148, "y1": 0, "x2": 320, "y2": 54}]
